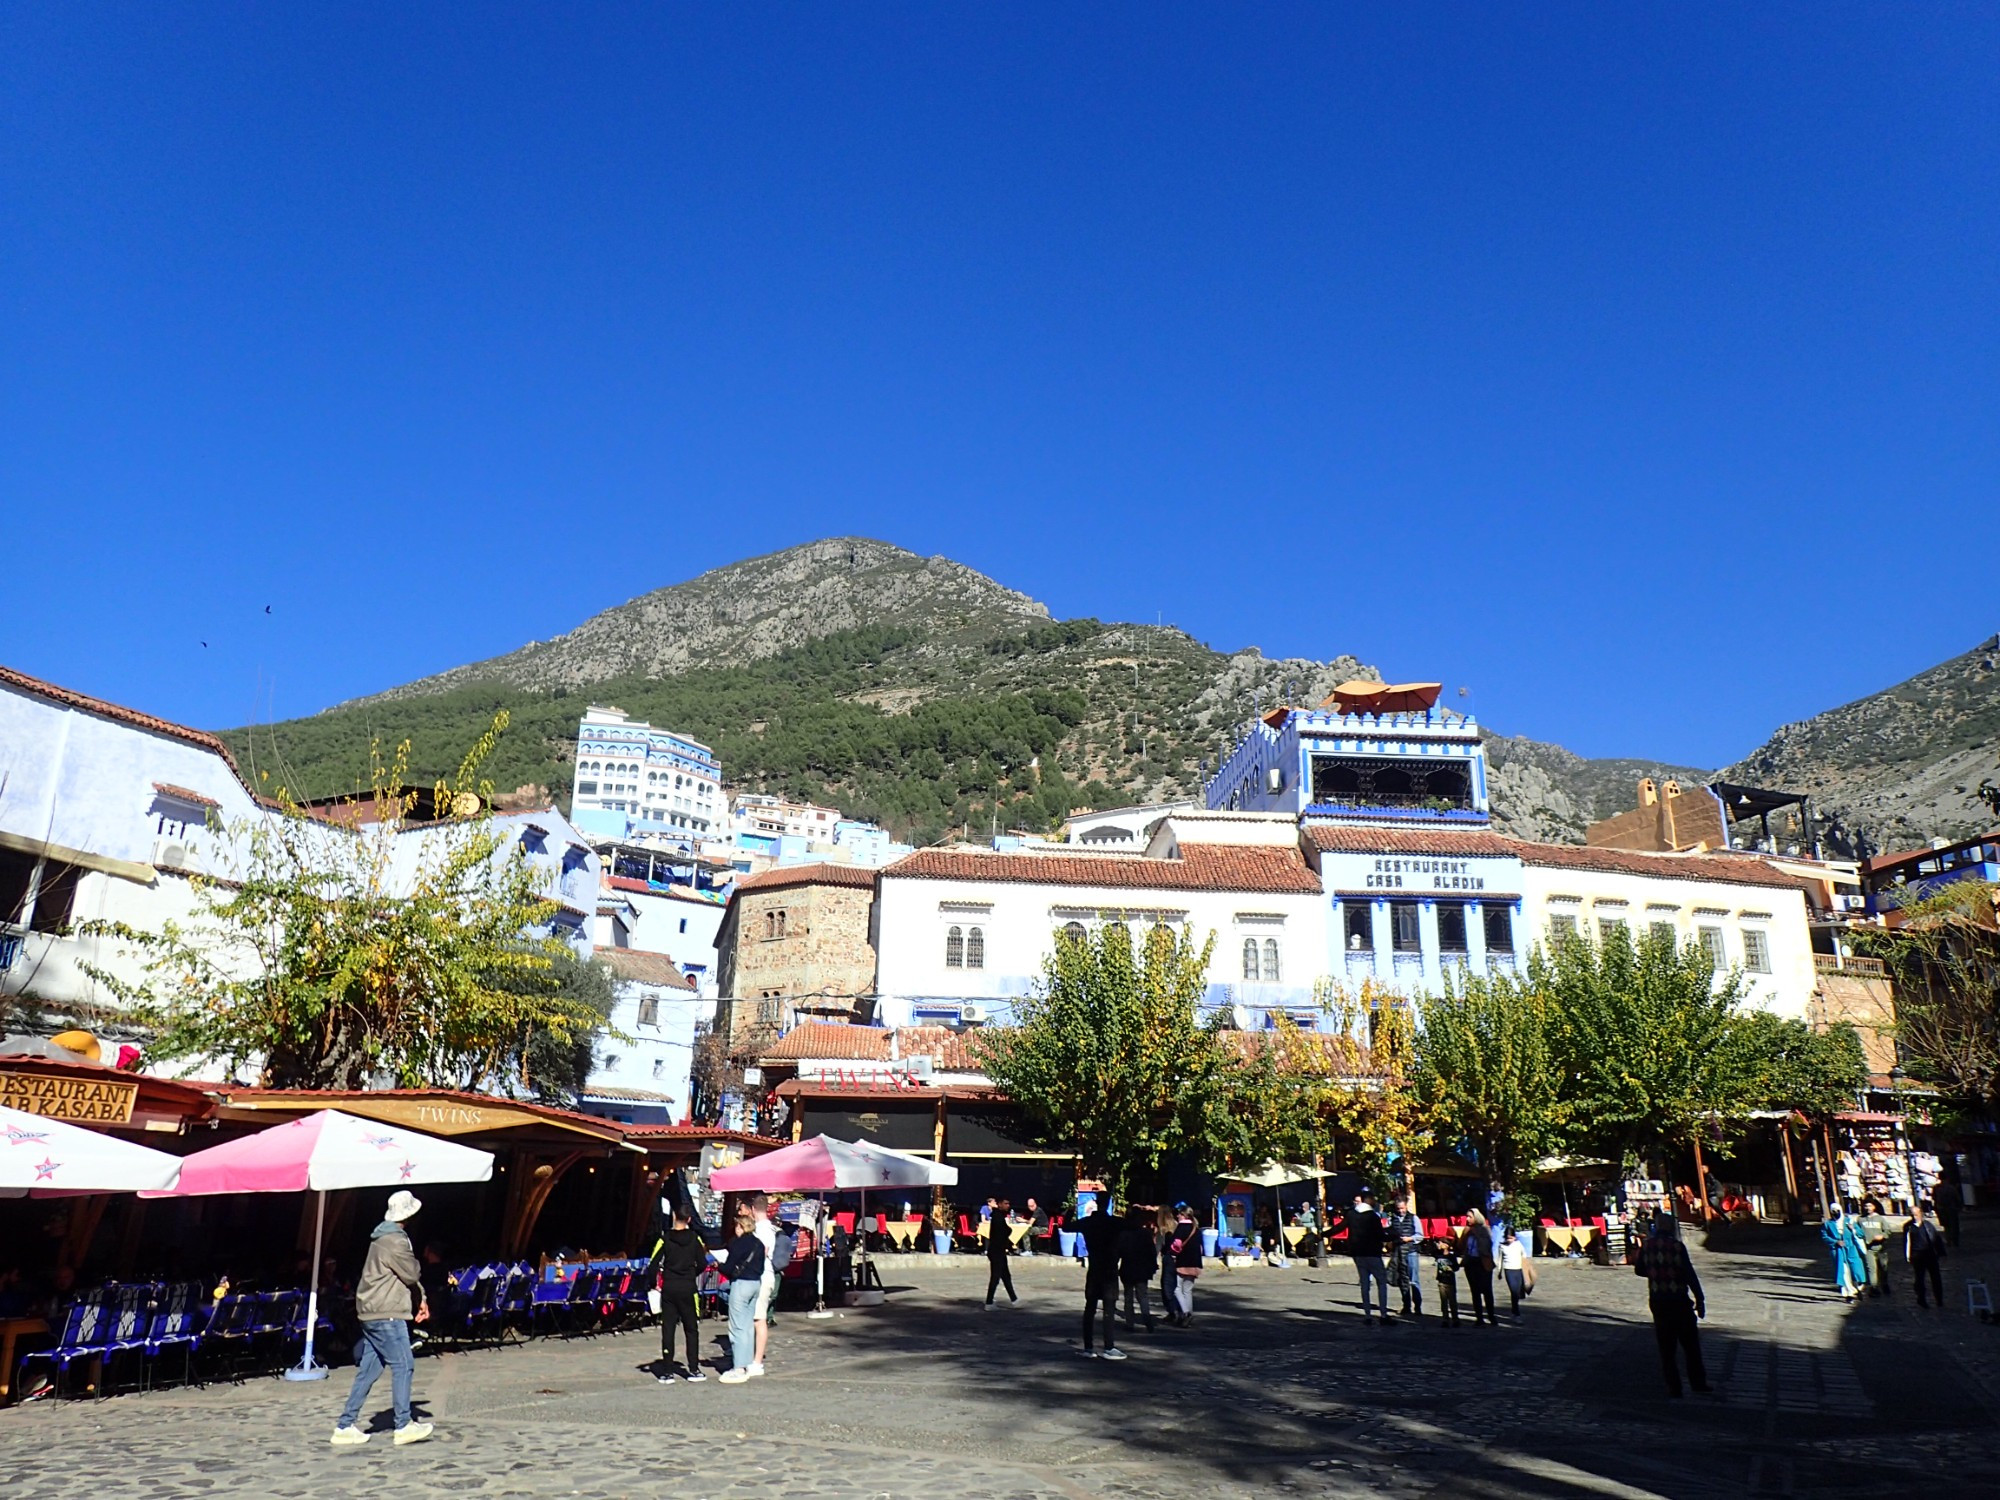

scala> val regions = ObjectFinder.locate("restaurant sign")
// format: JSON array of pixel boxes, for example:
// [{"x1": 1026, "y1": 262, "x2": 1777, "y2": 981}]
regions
[{"x1": 0, "y1": 1069, "x2": 139, "y2": 1124}]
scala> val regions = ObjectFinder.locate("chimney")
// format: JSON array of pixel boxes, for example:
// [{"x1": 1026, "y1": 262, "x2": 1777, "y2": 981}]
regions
[
  {"x1": 889, "y1": 1029, "x2": 900, "y2": 1062},
  {"x1": 1637, "y1": 778, "x2": 1657, "y2": 808}
]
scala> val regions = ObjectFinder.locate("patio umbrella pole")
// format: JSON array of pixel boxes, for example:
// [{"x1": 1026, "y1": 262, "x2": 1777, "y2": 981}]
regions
[
  {"x1": 809, "y1": 1194, "x2": 833, "y2": 1318},
  {"x1": 284, "y1": 1189, "x2": 331, "y2": 1381}
]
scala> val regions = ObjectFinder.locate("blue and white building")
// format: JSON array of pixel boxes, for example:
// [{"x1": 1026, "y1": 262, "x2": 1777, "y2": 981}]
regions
[
  {"x1": 1204, "y1": 681, "x2": 1525, "y2": 999},
  {"x1": 569, "y1": 705, "x2": 723, "y2": 846}
]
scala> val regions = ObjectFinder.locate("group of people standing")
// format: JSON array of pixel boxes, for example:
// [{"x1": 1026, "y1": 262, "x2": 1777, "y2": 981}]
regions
[
  {"x1": 1820, "y1": 1191, "x2": 1956, "y2": 1308},
  {"x1": 1339, "y1": 1191, "x2": 1521, "y2": 1327}
]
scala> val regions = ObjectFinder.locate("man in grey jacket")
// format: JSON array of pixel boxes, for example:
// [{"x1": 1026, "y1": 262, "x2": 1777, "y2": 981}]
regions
[{"x1": 331, "y1": 1190, "x2": 432, "y2": 1446}]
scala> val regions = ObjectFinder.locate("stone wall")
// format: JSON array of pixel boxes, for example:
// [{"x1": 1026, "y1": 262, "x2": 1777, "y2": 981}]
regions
[{"x1": 717, "y1": 881, "x2": 877, "y2": 1052}]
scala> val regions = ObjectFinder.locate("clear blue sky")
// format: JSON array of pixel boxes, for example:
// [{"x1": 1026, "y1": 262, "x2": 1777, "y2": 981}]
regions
[{"x1": 3, "y1": 7, "x2": 1994, "y2": 767}]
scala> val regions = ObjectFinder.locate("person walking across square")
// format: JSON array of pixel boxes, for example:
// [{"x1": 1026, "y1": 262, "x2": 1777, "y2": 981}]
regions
[
  {"x1": 1907, "y1": 1200, "x2": 1946, "y2": 1309},
  {"x1": 984, "y1": 1198, "x2": 1019, "y2": 1307},
  {"x1": 330, "y1": 1191, "x2": 433, "y2": 1447},
  {"x1": 1634, "y1": 1214, "x2": 1708, "y2": 1397}
]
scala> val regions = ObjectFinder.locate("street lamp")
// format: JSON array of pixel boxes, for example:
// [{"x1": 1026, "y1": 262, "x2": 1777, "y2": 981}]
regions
[{"x1": 1889, "y1": 1064, "x2": 1919, "y2": 1212}]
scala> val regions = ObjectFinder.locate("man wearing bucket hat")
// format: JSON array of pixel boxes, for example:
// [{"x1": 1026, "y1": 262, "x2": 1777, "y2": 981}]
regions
[{"x1": 331, "y1": 1190, "x2": 432, "y2": 1447}]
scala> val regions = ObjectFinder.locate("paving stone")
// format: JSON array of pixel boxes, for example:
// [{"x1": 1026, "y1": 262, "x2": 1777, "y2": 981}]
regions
[{"x1": 4, "y1": 1232, "x2": 1998, "y2": 1498}]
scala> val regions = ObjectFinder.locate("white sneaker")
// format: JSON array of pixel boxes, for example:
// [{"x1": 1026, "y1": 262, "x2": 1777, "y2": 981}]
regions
[
  {"x1": 684, "y1": 1369, "x2": 708, "y2": 1383},
  {"x1": 747, "y1": 1362, "x2": 766, "y2": 1378},
  {"x1": 393, "y1": 1422, "x2": 433, "y2": 1446},
  {"x1": 719, "y1": 1368, "x2": 750, "y2": 1384},
  {"x1": 329, "y1": 1426, "x2": 369, "y2": 1447},
  {"x1": 1101, "y1": 1348, "x2": 1128, "y2": 1361},
  {"x1": 1081, "y1": 1348, "x2": 1100, "y2": 1358}
]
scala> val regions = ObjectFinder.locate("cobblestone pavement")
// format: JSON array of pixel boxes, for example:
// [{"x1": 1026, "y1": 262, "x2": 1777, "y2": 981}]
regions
[{"x1": 6, "y1": 1226, "x2": 2000, "y2": 1499}]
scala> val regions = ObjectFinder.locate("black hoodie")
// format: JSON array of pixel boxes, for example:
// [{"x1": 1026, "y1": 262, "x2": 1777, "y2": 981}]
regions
[{"x1": 658, "y1": 1225, "x2": 708, "y2": 1297}]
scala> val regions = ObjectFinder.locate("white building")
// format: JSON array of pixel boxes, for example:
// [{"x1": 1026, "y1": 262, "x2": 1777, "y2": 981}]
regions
[
  {"x1": 872, "y1": 811, "x2": 1326, "y2": 1029},
  {"x1": 1512, "y1": 841, "x2": 1818, "y2": 1019},
  {"x1": 602, "y1": 875, "x2": 726, "y2": 998},
  {"x1": 577, "y1": 947, "x2": 701, "y2": 1127},
  {"x1": 570, "y1": 706, "x2": 722, "y2": 844},
  {"x1": 731, "y1": 792, "x2": 842, "y2": 843},
  {"x1": 1060, "y1": 800, "x2": 1198, "y2": 848},
  {"x1": 0, "y1": 663, "x2": 601, "y2": 1021}
]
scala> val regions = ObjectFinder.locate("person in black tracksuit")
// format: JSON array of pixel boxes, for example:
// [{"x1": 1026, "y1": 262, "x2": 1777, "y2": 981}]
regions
[
  {"x1": 1076, "y1": 1204, "x2": 1127, "y2": 1358},
  {"x1": 985, "y1": 1200, "x2": 1019, "y2": 1306},
  {"x1": 1117, "y1": 1212, "x2": 1157, "y2": 1331},
  {"x1": 656, "y1": 1208, "x2": 709, "y2": 1381}
]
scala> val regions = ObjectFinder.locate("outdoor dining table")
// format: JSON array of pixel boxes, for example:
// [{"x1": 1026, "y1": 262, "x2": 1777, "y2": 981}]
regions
[
  {"x1": 1281, "y1": 1225, "x2": 1312, "y2": 1254},
  {"x1": 976, "y1": 1220, "x2": 1032, "y2": 1248},
  {"x1": 1541, "y1": 1224, "x2": 1599, "y2": 1252},
  {"x1": 881, "y1": 1219, "x2": 921, "y2": 1250},
  {"x1": 0, "y1": 1316, "x2": 49, "y2": 1403}
]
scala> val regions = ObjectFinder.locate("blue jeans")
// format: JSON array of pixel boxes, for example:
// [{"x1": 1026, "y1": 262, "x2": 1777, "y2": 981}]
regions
[
  {"x1": 1355, "y1": 1254, "x2": 1389, "y2": 1317},
  {"x1": 338, "y1": 1318, "x2": 414, "y2": 1430},
  {"x1": 1400, "y1": 1250, "x2": 1425, "y2": 1313},
  {"x1": 726, "y1": 1277, "x2": 760, "y2": 1371}
]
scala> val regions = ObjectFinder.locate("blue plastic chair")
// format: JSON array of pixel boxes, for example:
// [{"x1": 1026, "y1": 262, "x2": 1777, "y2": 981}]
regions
[
  {"x1": 16, "y1": 1299, "x2": 110, "y2": 1399},
  {"x1": 142, "y1": 1287, "x2": 210, "y2": 1390}
]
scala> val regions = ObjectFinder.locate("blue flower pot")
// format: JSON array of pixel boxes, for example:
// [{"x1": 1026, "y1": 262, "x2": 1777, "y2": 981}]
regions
[
  {"x1": 1057, "y1": 1229, "x2": 1077, "y2": 1258},
  {"x1": 932, "y1": 1230, "x2": 952, "y2": 1255}
]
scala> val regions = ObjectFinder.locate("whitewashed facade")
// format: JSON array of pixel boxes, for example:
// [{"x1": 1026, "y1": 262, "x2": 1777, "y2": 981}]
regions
[
  {"x1": 872, "y1": 813, "x2": 1327, "y2": 1029},
  {"x1": 1513, "y1": 844, "x2": 1817, "y2": 1018}
]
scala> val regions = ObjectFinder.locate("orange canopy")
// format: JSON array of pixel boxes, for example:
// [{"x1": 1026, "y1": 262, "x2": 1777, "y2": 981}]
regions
[{"x1": 1323, "y1": 681, "x2": 1444, "y2": 714}]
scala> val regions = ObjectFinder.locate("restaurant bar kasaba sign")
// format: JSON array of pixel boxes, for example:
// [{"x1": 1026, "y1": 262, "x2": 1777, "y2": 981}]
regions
[{"x1": 0, "y1": 1069, "x2": 139, "y2": 1123}]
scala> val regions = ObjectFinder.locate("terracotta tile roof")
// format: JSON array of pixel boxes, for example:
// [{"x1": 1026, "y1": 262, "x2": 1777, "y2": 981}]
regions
[
  {"x1": 1505, "y1": 839, "x2": 1805, "y2": 890},
  {"x1": 1304, "y1": 825, "x2": 1518, "y2": 858},
  {"x1": 731, "y1": 862, "x2": 878, "y2": 895},
  {"x1": 759, "y1": 1022, "x2": 893, "y2": 1062},
  {"x1": 1220, "y1": 1029, "x2": 1374, "y2": 1074},
  {"x1": 884, "y1": 845, "x2": 1321, "y2": 895},
  {"x1": 600, "y1": 948, "x2": 696, "y2": 989},
  {"x1": 622, "y1": 1124, "x2": 785, "y2": 1149},
  {"x1": 216, "y1": 1086, "x2": 630, "y2": 1140},
  {"x1": 1, "y1": 663, "x2": 254, "y2": 796},
  {"x1": 756, "y1": 1022, "x2": 988, "y2": 1070},
  {"x1": 151, "y1": 781, "x2": 221, "y2": 809}
]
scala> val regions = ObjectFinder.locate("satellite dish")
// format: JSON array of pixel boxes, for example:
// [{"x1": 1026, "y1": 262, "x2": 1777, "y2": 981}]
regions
[{"x1": 450, "y1": 791, "x2": 483, "y2": 818}]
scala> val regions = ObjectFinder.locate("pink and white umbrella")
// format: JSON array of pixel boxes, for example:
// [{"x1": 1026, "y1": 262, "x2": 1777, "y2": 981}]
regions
[
  {"x1": 709, "y1": 1135, "x2": 955, "y2": 1314},
  {"x1": 0, "y1": 1103, "x2": 184, "y2": 1195},
  {"x1": 154, "y1": 1108, "x2": 494, "y2": 1196},
  {"x1": 708, "y1": 1134, "x2": 956, "y2": 1192},
  {"x1": 149, "y1": 1109, "x2": 494, "y2": 1380}
]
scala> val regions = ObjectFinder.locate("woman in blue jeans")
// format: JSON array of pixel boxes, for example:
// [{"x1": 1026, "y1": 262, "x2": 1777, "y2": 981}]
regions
[{"x1": 715, "y1": 1208, "x2": 767, "y2": 1384}]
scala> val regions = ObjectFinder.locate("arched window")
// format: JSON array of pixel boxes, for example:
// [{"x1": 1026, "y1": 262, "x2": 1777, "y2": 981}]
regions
[
  {"x1": 637, "y1": 994, "x2": 659, "y2": 1027},
  {"x1": 1263, "y1": 938, "x2": 1280, "y2": 982},
  {"x1": 966, "y1": 926, "x2": 985, "y2": 970},
  {"x1": 1061, "y1": 921, "x2": 1087, "y2": 946},
  {"x1": 1242, "y1": 938, "x2": 1261, "y2": 981},
  {"x1": 945, "y1": 925, "x2": 964, "y2": 968}
]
